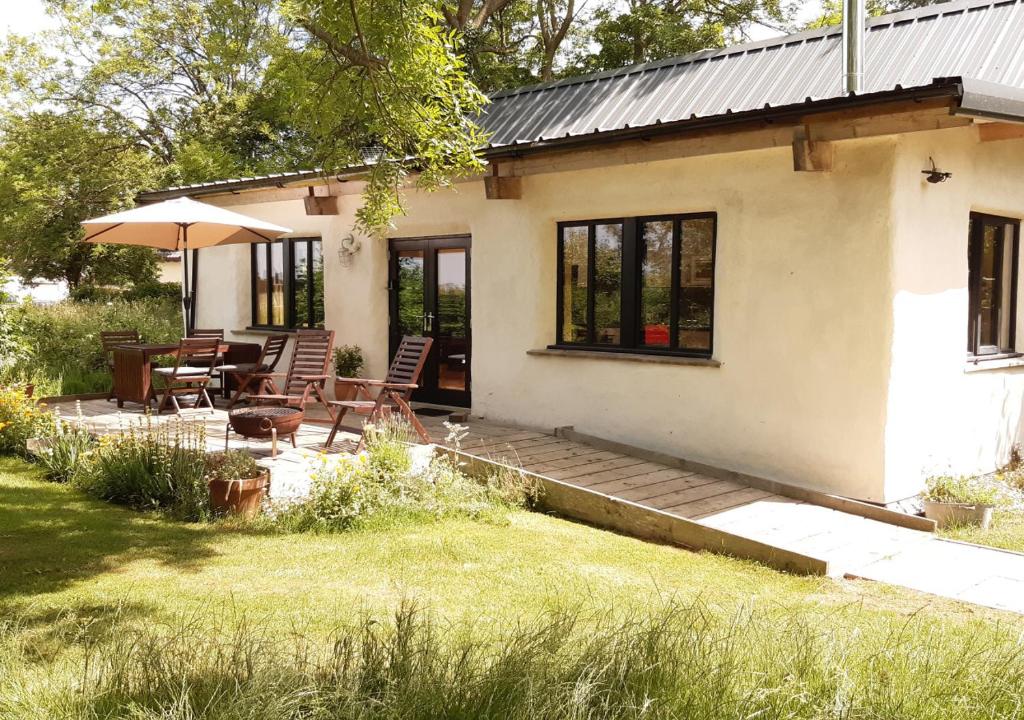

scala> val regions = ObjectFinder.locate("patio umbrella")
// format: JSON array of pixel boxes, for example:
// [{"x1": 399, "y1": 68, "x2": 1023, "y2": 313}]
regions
[{"x1": 81, "y1": 197, "x2": 292, "y2": 332}]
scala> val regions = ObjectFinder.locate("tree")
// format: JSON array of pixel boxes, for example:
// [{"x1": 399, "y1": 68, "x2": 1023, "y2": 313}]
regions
[
  {"x1": 807, "y1": 0, "x2": 946, "y2": 27},
  {"x1": 1, "y1": 0, "x2": 301, "y2": 185},
  {"x1": 0, "y1": 112, "x2": 159, "y2": 287},
  {"x1": 280, "y1": 0, "x2": 490, "y2": 231},
  {"x1": 572, "y1": 0, "x2": 793, "y2": 72}
]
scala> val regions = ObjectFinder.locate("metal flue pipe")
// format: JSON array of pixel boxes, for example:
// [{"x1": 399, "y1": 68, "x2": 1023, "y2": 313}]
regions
[{"x1": 843, "y1": 0, "x2": 865, "y2": 94}]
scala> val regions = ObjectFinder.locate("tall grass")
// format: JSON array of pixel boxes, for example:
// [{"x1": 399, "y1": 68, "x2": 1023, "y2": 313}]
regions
[
  {"x1": 1, "y1": 297, "x2": 181, "y2": 395},
  {"x1": 3, "y1": 600, "x2": 1024, "y2": 719},
  {"x1": 72, "y1": 414, "x2": 210, "y2": 521}
]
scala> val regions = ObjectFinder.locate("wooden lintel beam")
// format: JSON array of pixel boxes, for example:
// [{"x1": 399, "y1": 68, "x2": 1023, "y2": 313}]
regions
[
  {"x1": 792, "y1": 126, "x2": 833, "y2": 172},
  {"x1": 977, "y1": 122, "x2": 1024, "y2": 142},
  {"x1": 484, "y1": 175, "x2": 522, "y2": 199}
]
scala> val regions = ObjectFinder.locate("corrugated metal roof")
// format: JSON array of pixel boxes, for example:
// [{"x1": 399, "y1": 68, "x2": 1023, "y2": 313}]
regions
[
  {"x1": 482, "y1": 0, "x2": 1024, "y2": 147},
  {"x1": 143, "y1": 0, "x2": 1024, "y2": 199}
]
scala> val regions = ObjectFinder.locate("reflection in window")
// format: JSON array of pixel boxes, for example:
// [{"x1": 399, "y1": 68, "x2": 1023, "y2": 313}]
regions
[
  {"x1": 250, "y1": 238, "x2": 325, "y2": 329},
  {"x1": 397, "y1": 251, "x2": 425, "y2": 337},
  {"x1": 557, "y1": 214, "x2": 716, "y2": 356},
  {"x1": 640, "y1": 220, "x2": 672, "y2": 348},
  {"x1": 561, "y1": 225, "x2": 589, "y2": 343},
  {"x1": 594, "y1": 224, "x2": 623, "y2": 345},
  {"x1": 679, "y1": 218, "x2": 715, "y2": 351},
  {"x1": 968, "y1": 213, "x2": 1019, "y2": 356}
]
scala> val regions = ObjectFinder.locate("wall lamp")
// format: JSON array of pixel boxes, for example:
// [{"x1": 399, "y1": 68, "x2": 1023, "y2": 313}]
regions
[{"x1": 922, "y1": 157, "x2": 952, "y2": 184}]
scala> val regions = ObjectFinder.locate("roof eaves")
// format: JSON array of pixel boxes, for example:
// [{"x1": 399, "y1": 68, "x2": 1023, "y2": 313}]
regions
[{"x1": 483, "y1": 79, "x2": 967, "y2": 158}]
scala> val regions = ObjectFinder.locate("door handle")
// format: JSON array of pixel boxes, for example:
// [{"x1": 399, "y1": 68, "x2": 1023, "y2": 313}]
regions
[{"x1": 423, "y1": 312, "x2": 435, "y2": 333}]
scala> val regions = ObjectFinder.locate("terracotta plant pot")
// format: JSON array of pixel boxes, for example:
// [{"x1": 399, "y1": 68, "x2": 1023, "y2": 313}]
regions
[
  {"x1": 923, "y1": 499, "x2": 994, "y2": 529},
  {"x1": 334, "y1": 380, "x2": 358, "y2": 402},
  {"x1": 208, "y1": 470, "x2": 270, "y2": 520}
]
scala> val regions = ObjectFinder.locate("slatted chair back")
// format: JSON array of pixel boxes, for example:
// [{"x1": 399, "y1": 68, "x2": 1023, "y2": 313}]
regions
[
  {"x1": 100, "y1": 329, "x2": 141, "y2": 367},
  {"x1": 187, "y1": 328, "x2": 225, "y2": 341},
  {"x1": 385, "y1": 336, "x2": 434, "y2": 399},
  {"x1": 283, "y1": 329, "x2": 334, "y2": 396},
  {"x1": 171, "y1": 337, "x2": 221, "y2": 378},
  {"x1": 258, "y1": 334, "x2": 290, "y2": 372}
]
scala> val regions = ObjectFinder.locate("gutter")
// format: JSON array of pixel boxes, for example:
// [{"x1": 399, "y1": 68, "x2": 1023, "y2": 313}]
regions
[{"x1": 954, "y1": 77, "x2": 1024, "y2": 124}]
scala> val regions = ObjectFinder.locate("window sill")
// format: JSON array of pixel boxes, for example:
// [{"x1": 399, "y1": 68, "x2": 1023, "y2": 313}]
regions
[
  {"x1": 528, "y1": 348, "x2": 721, "y2": 367},
  {"x1": 964, "y1": 354, "x2": 1024, "y2": 373}
]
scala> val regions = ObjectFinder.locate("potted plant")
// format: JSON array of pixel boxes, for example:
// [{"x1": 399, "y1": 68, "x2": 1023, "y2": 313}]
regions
[
  {"x1": 333, "y1": 345, "x2": 365, "y2": 401},
  {"x1": 922, "y1": 474, "x2": 999, "y2": 529},
  {"x1": 206, "y1": 450, "x2": 270, "y2": 519}
]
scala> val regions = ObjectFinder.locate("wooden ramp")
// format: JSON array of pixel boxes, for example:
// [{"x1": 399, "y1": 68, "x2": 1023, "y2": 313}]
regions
[{"x1": 433, "y1": 421, "x2": 935, "y2": 578}]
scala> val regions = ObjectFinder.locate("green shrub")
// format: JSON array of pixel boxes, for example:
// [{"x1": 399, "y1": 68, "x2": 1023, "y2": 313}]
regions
[
  {"x1": 35, "y1": 410, "x2": 95, "y2": 483},
  {"x1": 0, "y1": 386, "x2": 55, "y2": 457},
  {"x1": 74, "y1": 416, "x2": 210, "y2": 521},
  {"x1": 333, "y1": 344, "x2": 365, "y2": 377},
  {"x1": 279, "y1": 419, "x2": 536, "y2": 531},
  {"x1": 1, "y1": 298, "x2": 181, "y2": 395},
  {"x1": 924, "y1": 474, "x2": 1001, "y2": 506}
]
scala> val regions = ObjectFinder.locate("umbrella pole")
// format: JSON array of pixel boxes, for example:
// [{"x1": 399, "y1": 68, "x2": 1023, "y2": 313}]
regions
[{"x1": 181, "y1": 226, "x2": 191, "y2": 334}]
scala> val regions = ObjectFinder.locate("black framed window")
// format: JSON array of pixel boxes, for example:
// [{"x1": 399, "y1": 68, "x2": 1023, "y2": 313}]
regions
[
  {"x1": 968, "y1": 213, "x2": 1020, "y2": 357},
  {"x1": 251, "y1": 237, "x2": 324, "y2": 329},
  {"x1": 556, "y1": 213, "x2": 716, "y2": 357}
]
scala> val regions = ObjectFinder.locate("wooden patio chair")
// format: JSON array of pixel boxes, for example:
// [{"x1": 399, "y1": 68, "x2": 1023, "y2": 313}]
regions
[
  {"x1": 187, "y1": 328, "x2": 225, "y2": 341},
  {"x1": 152, "y1": 337, "x2": 221, "y2": 414},
  {"x1": 186, "y1": 328, "x2": 226, "y2": 389},
  {"x1": 324, "y1": 336, "x2": 434, "y2": 449},
  {"x1": 249, "y1": 329, "x2": 335, "y2": 419},
  {"x1": 217, "y1": 334, "x2": 289, "y2": 408},
  {"x1": 100, "y1": 329, "x2": 141, "y2": 400}
]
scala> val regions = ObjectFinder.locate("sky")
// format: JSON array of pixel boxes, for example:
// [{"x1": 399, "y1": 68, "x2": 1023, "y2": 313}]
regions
[
  {"x1": 2, "y1": 0, "x2": 53, "y2": 36},
  {"x1": 4, "y1": 0, "x2": 824, "y2": 43}
]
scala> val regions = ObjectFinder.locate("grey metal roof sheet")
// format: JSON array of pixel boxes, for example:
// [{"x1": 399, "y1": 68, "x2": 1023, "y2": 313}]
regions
[
  {"x1": 144, "y1": 0, "x2": 1024, "y2": 199},
  {"x1": 482, "y1": 0, "x2": 1024, "y2": 147}
]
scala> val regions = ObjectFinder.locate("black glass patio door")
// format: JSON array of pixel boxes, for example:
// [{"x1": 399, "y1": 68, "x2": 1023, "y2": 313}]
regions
[{"x1": 389, "y1": 236, "x2": 471, "y2": 407}]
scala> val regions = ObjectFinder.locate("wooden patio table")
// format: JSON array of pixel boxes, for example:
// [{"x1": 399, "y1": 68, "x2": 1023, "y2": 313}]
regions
[{"x1": 112, "y1": 341, "x2": 261, "y2": 408}]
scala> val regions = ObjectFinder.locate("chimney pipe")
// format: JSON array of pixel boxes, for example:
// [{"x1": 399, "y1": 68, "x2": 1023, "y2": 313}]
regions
[{"x1": 843, "y1": 0, "x2": 865, "y2": 94}]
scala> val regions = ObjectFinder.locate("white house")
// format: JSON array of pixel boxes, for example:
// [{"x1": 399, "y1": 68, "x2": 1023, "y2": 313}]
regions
[{"x1": 139, "y1": 0, "x2": 1024, "y2": 505}]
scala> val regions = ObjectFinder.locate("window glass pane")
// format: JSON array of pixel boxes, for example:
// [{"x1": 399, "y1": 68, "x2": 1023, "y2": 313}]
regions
[
  {"x1": 999, "y1": 224, "x2": 1014, "y2": 350},
  {"x1": 254, "y1": 245, "x2": 269, "y2": 325},
  {"x1": 437, "y1": 248, "x2": 467, "y2": 392},
  {"x1": 640, "y1": 220, "x2": 673, "y2": 348},
  {"x1": 292, "y1": 241, "x2": 309, "y2": 328},
  {"x1": 979, "y1": 223, "x2": 998, "y2": 348},
  {"x1": 397, "y1": 250, "x2": 425, "y2": 337},
  {"x1": 561, "y1": 226, "x2": 589, "y2": 343},
  {"x1": 679, "y1": 218, "x2": 714, "y2": 350},
  {"x1": 594, "y1": 223, "x2": 622, "y2": 345},
  {"x1": 270, "y1": 242, "x2": 285, "y2": 327},
  {"x1": 311, "y1": 241, "x2": 324, "y2": 327}
]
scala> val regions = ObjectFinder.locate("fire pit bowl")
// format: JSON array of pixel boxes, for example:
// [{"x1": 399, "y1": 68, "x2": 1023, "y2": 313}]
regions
[{"x1": 227, "y1": 406, "x2": 304, "y2": 457}]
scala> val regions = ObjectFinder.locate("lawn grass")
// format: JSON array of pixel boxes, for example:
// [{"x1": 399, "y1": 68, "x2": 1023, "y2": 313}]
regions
[
  {"x1": 3, "y1": 457, "x2": 1024, "y2": 718},
  {"x1": 0, "y1": 456, "x2": 996, "y2": 630},
  {"x1": 939, "y1": 510, "x2": 1024, "y2": 553}
]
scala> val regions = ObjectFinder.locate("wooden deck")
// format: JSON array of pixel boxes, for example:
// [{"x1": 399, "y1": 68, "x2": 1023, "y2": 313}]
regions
[{"x1": 57, "y1": 398, "x2": 927, "y2": 579}]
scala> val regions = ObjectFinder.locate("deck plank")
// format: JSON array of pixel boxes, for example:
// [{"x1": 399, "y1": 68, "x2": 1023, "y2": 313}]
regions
[{"x1": 666, "y1": 488, "x2": 776, "y2": 519}]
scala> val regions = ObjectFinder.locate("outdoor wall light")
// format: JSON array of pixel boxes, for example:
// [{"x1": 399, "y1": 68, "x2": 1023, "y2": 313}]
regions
[
  {"x1": 337, "y1": 233, "x2": 362, "y2": 267},
  {"x1": 359, "y1": 144, "x2": 386, "y2": 165},
  {"x1": 922, "y1": 157, "x2": 952, "y2": 184}
]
